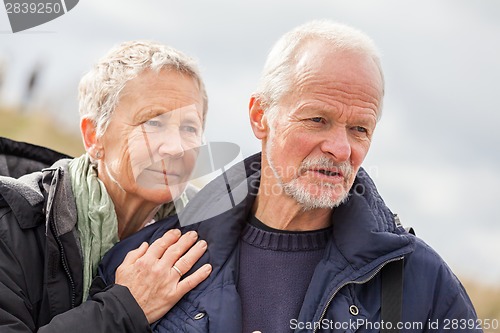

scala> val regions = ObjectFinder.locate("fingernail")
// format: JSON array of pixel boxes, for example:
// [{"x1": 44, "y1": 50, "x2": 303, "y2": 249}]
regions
[
  {"x1": 187, "y1": 230, "x2": 198, "y2": 238},
  {"x1": 204, "y1": 264, "x2": 212, "y2": 274},
  {"x1": 198, "y1": 240, "x2": 207, "y2": 248},
  {"x1": 171, "y1": 229, "x2": 181, "y2": 236}
]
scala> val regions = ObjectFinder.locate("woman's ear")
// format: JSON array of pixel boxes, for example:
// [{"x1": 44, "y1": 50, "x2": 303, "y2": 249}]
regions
[
  {"x1": 249, "y1": 96, "x2": 270, "y2": 140},
  {"x1": 80, "y1": 118, "x2": 101, "y2": 158}
]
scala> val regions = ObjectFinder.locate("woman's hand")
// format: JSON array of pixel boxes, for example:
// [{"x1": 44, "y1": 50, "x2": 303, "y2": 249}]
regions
[{"x1": 115, "y1": 229, "x2": 211, "y2": 323}]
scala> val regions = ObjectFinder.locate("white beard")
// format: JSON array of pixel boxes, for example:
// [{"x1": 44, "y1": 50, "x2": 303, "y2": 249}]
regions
[{"x1": 266, "y1": 138, "x2": 353, "y2": 211}]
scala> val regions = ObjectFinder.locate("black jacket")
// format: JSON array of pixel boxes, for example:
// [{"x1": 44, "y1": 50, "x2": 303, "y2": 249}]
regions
[{"x1": 0, "y1": 137, "x2": 150, "y2": 333}]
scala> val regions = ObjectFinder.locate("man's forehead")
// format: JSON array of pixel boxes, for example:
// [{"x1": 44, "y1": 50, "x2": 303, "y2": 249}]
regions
[
  {"x1": 291, "y1": 45, "x2": 383, "y2": 96},
  {"x1": 294, "y1": 42, "x2": 376, "y2": 73}
]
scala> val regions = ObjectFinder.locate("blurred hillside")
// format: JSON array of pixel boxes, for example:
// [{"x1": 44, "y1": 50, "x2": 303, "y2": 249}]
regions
[
  {"x1": 0, "y1": 106, "x2": 498, "y2": 331},
  {"x1": 0, "y1": 106, "x2": 84, "y2": 157},
  {"x1": 463, "y1": 279, "x2": 500, "y2": 332}
]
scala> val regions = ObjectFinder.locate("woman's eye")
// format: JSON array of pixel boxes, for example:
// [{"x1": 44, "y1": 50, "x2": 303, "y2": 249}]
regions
[
  {"x1": 181, "y1": 125, "x2": 198, "y2": 134},
  {"x1": 145, "y1": 119, "x2": 162, "y2": 128}
]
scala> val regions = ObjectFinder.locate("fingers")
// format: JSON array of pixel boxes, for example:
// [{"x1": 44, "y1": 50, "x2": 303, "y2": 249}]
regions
[
  {"x1": 146, "y1": 229, "x2": 182, "y2": 260},
  {"x1": 115, "y1": 229, "x2": 211, "y2": 324},
  {"x1": 121, "y1": 242, "x2": 148, "y2": 265},
  {"x1": 160, "y1": 230, "x2": 199, "y2": 267},
  {"x1": 177, "y1": 263, "x2": 212, "y2": 295},
  {"x1": 171, "y1": 239, "x2": 208, "y2": 276}
]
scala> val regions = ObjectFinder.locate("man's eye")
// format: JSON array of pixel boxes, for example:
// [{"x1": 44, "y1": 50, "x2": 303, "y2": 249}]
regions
[
  {"x1": 310, "y1": 117, "x2": 324, "y2": 123},
  {"x1": 353, "y1": 126, "x2": 367, "y2": 133}
]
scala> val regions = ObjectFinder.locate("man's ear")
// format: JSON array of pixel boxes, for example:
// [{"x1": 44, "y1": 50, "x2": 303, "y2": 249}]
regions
[
  {"x1": 249, "y1": 96, "x2": 269, "y2": 140},
  {"x1": 81, "y1": 117, "x2": 101, "y2": 158}
]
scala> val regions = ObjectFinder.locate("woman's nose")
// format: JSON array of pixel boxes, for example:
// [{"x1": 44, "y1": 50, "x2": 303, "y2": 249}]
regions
[{"x1": 157, "y1": 128, "x2": 185, "y2": 158}]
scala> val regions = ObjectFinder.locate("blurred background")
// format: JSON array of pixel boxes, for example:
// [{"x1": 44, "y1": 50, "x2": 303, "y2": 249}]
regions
[{"x1": 1, "y1": 0, "x2": 499, "y2": 327}]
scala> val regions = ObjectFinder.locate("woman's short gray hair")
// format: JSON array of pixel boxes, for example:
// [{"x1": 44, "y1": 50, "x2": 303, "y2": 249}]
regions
[
  {"x1": 255, "y1": 20, "x2": 384, "y2": 121},
  {"x1": 78, "y1": 40, "x2": 208, "y2": 137}
]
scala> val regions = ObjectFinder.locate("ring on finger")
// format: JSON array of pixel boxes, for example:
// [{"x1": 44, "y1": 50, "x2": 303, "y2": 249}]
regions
[{"x1": 172, "y1": 265, "x2": 183, "y2": 277}]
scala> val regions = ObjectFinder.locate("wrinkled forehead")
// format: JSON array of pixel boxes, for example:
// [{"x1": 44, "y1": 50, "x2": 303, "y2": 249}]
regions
[
  {"x1": 137, "y1": 103, "x2": 201, "y2": 119},
  {"x1": 114, "y1": 69, "x2": 204, "y2": 119},
  {"x1": 293, "y1": 42, "x2": 384, "y2": 97},
  {"x1": 268, "y1": 47, "x2": 384, "y2": 120}
]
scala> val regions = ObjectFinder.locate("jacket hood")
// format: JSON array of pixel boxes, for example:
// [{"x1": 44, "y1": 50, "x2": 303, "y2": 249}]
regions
[
  {"x1": 0, "y1": 171, "x2": 45, "y2": 229},
  {"x1": 0, "y1": 137, "x2": 72, "y2": 229},
  {"x1": 0, "y1": 136, "x2": 70, "y2": 178},
  {"x1": 0, "y1": 158, "x2": 75, "y2": 232}
]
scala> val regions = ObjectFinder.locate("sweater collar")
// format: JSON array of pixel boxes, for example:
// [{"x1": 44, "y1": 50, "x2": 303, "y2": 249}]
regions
[{"x1": 241, "y1": 215, "x2": 332, "y2": 251}]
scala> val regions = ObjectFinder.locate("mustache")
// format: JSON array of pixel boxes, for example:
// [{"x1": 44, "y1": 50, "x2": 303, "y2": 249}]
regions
[{"x1": 299, "y1": 156, "x2": 353, "y2": 178}]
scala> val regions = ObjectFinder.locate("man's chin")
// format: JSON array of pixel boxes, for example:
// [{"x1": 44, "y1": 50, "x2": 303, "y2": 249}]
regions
[
  {"x1": 301, "y1": 181, "x2": 348, "y2": 197},
  {"x1": 285, "y1": 183, "x2": 349, "y2": 210}
]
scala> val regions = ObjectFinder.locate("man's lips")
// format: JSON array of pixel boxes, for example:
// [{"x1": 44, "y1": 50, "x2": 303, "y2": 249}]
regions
[{"x1": 307, "y1": 167, "x2": 344, "y2": 178}]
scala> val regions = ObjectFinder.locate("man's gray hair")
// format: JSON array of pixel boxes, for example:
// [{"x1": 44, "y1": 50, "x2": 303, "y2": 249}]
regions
[
  {"x1": 255, "y1": 20, "x2": 384, "y2": 121},
  {"x1": 78, "y1": 40, "x2": 208, "y2": 138}
]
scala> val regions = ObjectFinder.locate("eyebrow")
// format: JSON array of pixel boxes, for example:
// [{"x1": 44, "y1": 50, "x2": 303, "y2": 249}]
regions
[
  {"x1": 134, "y1": 107, "x2": 204, "y2": 127},
  {"x1": 133, "y1": 108, "x2": 169, "y2": 124}
]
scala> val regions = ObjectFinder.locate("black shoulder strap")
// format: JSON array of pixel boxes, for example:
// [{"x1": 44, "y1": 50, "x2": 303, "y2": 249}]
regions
[{"x1": 381, "y1": 258, "x2": 404, "y2": 333}]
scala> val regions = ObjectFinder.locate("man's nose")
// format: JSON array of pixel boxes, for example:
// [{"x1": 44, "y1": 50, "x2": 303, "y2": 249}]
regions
[
  {"x1": 158, "y1": 128, "x2": 184, "y2": 158},
  {"x1": 320, "y1": 126, "x2": 351, "y2": 162}
]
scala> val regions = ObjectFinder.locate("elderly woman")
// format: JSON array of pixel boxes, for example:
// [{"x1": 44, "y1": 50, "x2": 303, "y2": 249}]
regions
[{"x1": 0, "y1": 41, "x2": 211, "y2": 332}]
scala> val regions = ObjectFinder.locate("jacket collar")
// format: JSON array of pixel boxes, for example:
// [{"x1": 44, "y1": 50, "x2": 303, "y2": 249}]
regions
[
  {"x1": 301, "y1": 167, "x2": 415, "y2": 323},
  {"x1": 177, "y1": 153, "x2": 414, "y2": 285},
  {"x1": 330, "y1": 167, "x2": 415, "y2": 271},
  {"x1": 0, "y1": 159, "x2": 77, "y2": 234},
  {"x1": 0, "y1": 172, "x2": 45, "y2": 229}
]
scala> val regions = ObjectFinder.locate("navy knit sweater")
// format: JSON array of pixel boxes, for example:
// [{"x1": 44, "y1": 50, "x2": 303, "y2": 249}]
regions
[{"x1": 237, "y1": 216, "x2": 332, "y2": 333}]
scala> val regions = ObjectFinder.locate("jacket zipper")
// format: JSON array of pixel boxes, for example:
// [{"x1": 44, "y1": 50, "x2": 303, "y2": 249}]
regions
[
  {"x1": 312, "y1": 256, "x2": 404, "y2": 333},
  {"x1": 50, "y1": 218, "x2": 76, "y2": 308}
]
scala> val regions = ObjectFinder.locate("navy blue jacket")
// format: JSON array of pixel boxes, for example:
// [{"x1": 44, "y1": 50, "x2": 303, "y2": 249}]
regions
[{"x1": 99, "y1": 153, "x2": 481, "y2": 332}]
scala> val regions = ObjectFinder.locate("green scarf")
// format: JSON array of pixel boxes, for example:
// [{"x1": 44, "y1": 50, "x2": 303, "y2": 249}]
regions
[
  {"x1": 69, "y1": 155, "x2": 119, "y2": 301},
  {"x1": 68, "y1": 154, "x2": 188, "y2": 300}
]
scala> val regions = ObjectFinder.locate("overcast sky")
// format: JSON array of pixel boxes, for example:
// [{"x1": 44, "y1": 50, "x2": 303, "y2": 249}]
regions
[{"x1": 1, "y1": 0, "x2": 499, "y2": 285}]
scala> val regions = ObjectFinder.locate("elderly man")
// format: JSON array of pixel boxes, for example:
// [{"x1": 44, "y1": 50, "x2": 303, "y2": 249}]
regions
[{"x1": 100, "y1": 21, "x2": 480, "y2": 332}]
